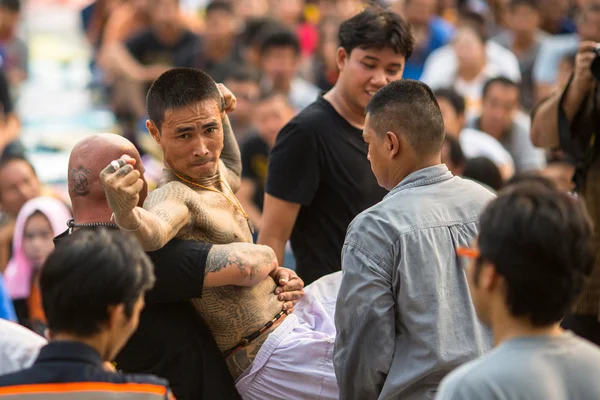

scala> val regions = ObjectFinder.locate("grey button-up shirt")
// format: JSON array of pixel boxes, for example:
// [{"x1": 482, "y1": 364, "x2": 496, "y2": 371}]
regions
[{"x1": 334, "y1": 165, "x2": 495, "y2": 400}]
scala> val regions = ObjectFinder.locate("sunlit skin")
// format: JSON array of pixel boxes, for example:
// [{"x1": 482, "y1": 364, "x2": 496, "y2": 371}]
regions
[
  {"x1": 147, "y1": 100, "x2": 225, "y2": 182},
  {"x1": 436, "y1": 97, "x2": 465, "y2": 138},
  {"x1": 22, "y1": 213, "x2": 54, "y2": 269}
]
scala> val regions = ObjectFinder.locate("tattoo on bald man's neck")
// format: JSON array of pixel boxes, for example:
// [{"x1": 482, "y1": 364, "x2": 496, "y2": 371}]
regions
[{"x1": 72, "y1": 166, "x2": 91, "y2": 196}]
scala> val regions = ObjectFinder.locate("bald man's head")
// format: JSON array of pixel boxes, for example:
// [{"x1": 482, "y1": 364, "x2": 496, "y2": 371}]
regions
[{"x1": 68, "y1": 134, "x2": 148, "y2": 222}]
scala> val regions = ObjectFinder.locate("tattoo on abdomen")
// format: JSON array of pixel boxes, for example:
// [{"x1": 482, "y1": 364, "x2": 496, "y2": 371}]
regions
[{"x1": 71, "y1": 166, "x2": 91, "y2": 196}]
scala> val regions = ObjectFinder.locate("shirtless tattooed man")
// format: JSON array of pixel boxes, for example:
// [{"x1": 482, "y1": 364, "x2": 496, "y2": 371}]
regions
[{"x1": 101, "y1": 68, "x2": 340, "y2": 399}]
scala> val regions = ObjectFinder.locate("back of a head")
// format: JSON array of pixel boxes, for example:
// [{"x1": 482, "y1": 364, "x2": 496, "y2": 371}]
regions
[
  {"x1": 366, "y1": 79, "x2": 445, "y2": 156},
  {"x1": 339, "y1": 5, "x2": 414, "y2": 58},
  {"x1": 147, "y1": 68, "x2": 222, "y2": 131},
  {"x1": 68, "y1": 134, "x2": 145, "y2": 219},
  {"x1": 42, "y1": 228, "x2": 155, "y2": 337},
  {"x1": 478, "y1": 182, "x2": 595, "y2": 326},
  {"x1": 463, "y1": 157, "x2": 503, "y2": 191}
]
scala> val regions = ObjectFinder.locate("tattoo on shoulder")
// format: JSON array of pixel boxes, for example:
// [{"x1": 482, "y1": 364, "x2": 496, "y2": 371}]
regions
[{"x1": 71, "y1": 166, "x2": 91, "y2": 197}]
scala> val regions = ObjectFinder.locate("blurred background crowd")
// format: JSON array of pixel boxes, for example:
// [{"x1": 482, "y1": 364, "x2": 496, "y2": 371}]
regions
[{"x1": 0, "y1": 0, "x2": 598, "y2": 331}]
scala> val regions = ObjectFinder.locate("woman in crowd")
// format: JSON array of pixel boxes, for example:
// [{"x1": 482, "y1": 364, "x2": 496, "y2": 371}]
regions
[{"x1": 3, "y1": 197, "x2": 71, "y2": 334}]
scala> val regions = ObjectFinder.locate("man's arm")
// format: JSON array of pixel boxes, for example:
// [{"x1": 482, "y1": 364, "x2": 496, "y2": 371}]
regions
[
  {"x1": 100, "y1": 157, "x2": 189, "y2": 252},
  {"x1": 258, "y1": 194, "x2": 301, "y2": 265},
  {"x1": 531, "y1": 41, "x2": 598, "y2": 149},
  {"x1": 204, "y1": 243, "x2": 277, "y2": 288},
  {"x1": 334, "y1": 243, "x2": 396, "y2": 400}
]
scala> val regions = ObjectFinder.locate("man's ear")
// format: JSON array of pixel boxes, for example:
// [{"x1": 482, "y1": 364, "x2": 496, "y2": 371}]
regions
[
  {"x1": 478, "y1": 262, "x2": 501, "y2": 292},
  {"x1": 386, "y1": 131, "x2": 400, "y2": 158},
  {"x1": 146, "y1": 120, "x2": 161, "y2": 144},
  {"x1": 106, "y1": 304, "x2": 126, "y2": 331},
  {"x1": 336, "y1": 47, "x2": 349, "y2": 72}
]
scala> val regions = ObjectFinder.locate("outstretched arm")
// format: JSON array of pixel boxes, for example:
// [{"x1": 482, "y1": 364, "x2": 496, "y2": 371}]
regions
[{"x1": 100, "y1": 156, "x2": 189, "y2": 252}]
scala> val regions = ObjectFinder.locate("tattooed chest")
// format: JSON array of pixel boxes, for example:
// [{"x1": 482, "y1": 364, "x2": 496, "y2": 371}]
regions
[{"x1": 177, "y1": 192, "x2": 253, "y2": 244}]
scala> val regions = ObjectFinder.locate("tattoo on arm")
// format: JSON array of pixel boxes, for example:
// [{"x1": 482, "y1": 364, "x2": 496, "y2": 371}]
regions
[
  {"x1": 205, "y1": 243, "x2": 276, "y2": 285},
  {"x1": 71, "y1": 166, "x2": 91, "y2": 196},
  {"x1": 135, "y1": 183, "x2": 190, "y2": 250}
]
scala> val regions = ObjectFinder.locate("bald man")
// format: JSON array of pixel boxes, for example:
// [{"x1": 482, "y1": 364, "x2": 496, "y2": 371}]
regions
[{"x1": 57, "y1": 133, "x2": 303, "y2": 400}]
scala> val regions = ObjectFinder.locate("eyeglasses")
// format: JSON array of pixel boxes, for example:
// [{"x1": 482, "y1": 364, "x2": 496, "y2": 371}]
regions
[{"x1": 456, "y1": 247, "x2": 480, "y2": 259}]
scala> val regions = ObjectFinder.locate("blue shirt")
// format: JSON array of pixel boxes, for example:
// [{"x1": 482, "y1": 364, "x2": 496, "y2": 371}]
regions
[
  {"x1": 403, "y1": 18, "x2": 454, "y2": 80},
  {"x1": 0, "y1": 273, "x2": 16, "y2": 322}
]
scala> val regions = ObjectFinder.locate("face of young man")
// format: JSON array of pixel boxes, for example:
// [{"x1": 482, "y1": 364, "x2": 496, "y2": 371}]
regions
[{"x1": 337, "y1": 46, "x2": 406, "y2": 113}]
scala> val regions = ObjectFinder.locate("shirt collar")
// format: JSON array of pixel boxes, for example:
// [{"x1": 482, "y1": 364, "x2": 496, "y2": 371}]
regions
[
  {"x1": 36, "y1": 341, "x2": 104, "y2": 366},
  {"x1": 385, "y1": 164, "x2": 453, "y2": 199}
]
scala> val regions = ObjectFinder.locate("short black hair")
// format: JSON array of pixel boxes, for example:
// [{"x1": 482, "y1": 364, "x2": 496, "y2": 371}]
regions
[
  {"x1": 205, "y1": 0, "x2": 233, "y2": 16},
  {"x1": 509, "y1": 0, "x2": 539, "y2": 10},
  {"x1": 444, "y1": 135, "x2": 466, "y2": 168},
  {"x1": 339, "y1": 6, "x2": 414, "y2": 59},
  {"x1": 42, "y1": 228, "x2": 155, "y2": 337},
  {"x1": 434, "y1": 88, "x2": 466, "y2": 116},
  {"x1": 258, "y1": 27, "x2": 300, "y2": 57},
  {"x1": 0, "y1": 0, "x2": 20, "y2": 12},
  {"x1": 482, "y1": 77, "x2": 519, "y2": 99},
  {"x1": 505, "y1": 172, "x2": 557, "y2": 190},
  {"x1": 242, "y1": 17, "x2": 283, "y2": 48},
  {"x1": 147, "y1": 68, "x2": 222, "y2": 131},
  {"x1": 366, "y1": 79, "x2": 445, "y2": 156},
  {"x1": 463, "y1": 157, "x2": 503, "y2": 191},
  {"x1": 477, "y1": 182, "x2": 595, "y2": 326},
  {"x1": 223, "y1": 65, "x2": 260, "y2": 84}
]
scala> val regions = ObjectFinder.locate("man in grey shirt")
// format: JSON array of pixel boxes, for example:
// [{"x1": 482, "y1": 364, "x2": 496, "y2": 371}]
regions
[
  {"x1": 334, "y1": 79, "x2": 495, "y2": 400},
  {"x1": 437, "y1": 179, "x2": 600, "y2": 400}
]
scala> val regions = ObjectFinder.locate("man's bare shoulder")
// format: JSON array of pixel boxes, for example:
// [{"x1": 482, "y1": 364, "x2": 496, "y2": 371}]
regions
[{"x1": 144, "y1": 180, "x2": 192, "y2": 209}]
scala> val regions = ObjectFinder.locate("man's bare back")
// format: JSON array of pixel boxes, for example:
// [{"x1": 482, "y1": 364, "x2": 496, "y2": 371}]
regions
[{"x1": 146, "y1": 165, "x2": 284, "y2": 377}]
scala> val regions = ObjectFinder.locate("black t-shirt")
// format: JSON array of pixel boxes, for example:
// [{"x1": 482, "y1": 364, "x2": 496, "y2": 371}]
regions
[
  {"x1": 241, "y1": 134, "x2": 269, "y2": 211},
  {"x1": 125, "y1": 29, "x2": 201, "y2": 68},
  {"x1": 114, "y1": 240, "x2": 241, "y2": 400},
  {"x1": 266, "y1": 96, "x2": 388, "y2": 284}
]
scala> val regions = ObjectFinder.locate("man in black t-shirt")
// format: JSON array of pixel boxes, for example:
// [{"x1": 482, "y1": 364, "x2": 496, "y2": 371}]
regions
[
  {"x1": 238, "y1": 92, "x2": 295, "y2": 238},
  {"x1": 55, "y1": 133, "x2": 305, "y2": 400},
  {"x1": 258, "y1": 7, "x2": 415, "y2": 284}
]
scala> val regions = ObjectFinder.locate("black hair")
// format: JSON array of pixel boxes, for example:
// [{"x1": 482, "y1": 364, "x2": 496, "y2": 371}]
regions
[
  {"x1": 205, "y1": 0, "x2": 233, "y2": 16},
  {"x1": 223, "y1": 65, "x2": 260, "y2": 84},
  {"x1": 41, "y1": 228, "x2": 155, "y2": 337},
  {"x1": 434, "y1": 88, "x2": 466, "y2": 116},
  {"x1": 477, "y1": 182, "x2": 595, "y2": 326},
  {"x1": 463, "y1": 157, "x2": 503, "y2": 191},
  {"x1": 339, "y1": 6, "x2": 414, "y2": 59},
  {"x1": 0, "y1": 0, "x2": 20, "y2": 12},
  {"x1": 508, "y1": 0, "x2": 539, "y2": 10},
  {"x1": 482, "y1": 76, "x2": 519, "y2": 100},
  {"x1": 366, "y1": 79, "x2": 445, "y2": 155},
  {"x1": 241, "y1": 17, "x2": 283, "y2": 48},
  {"x1": 147, "y1": 68, "x2": 222, "y2": 131},
  {"x1": 505, "y1": 172, "x2": 557, "y2": 190},
  {"x1": 0, "y1": 154, "x2": 36, "y2": 176},
  {"x1": 444, "y1": 135, "x2": 466, "y2": 169},
  {"x1": 258, "y1": 27, "x2": 300, "y2": 57},
  {"x1": 457, "y1": 10, "x2": 489, "y2": 42}
]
